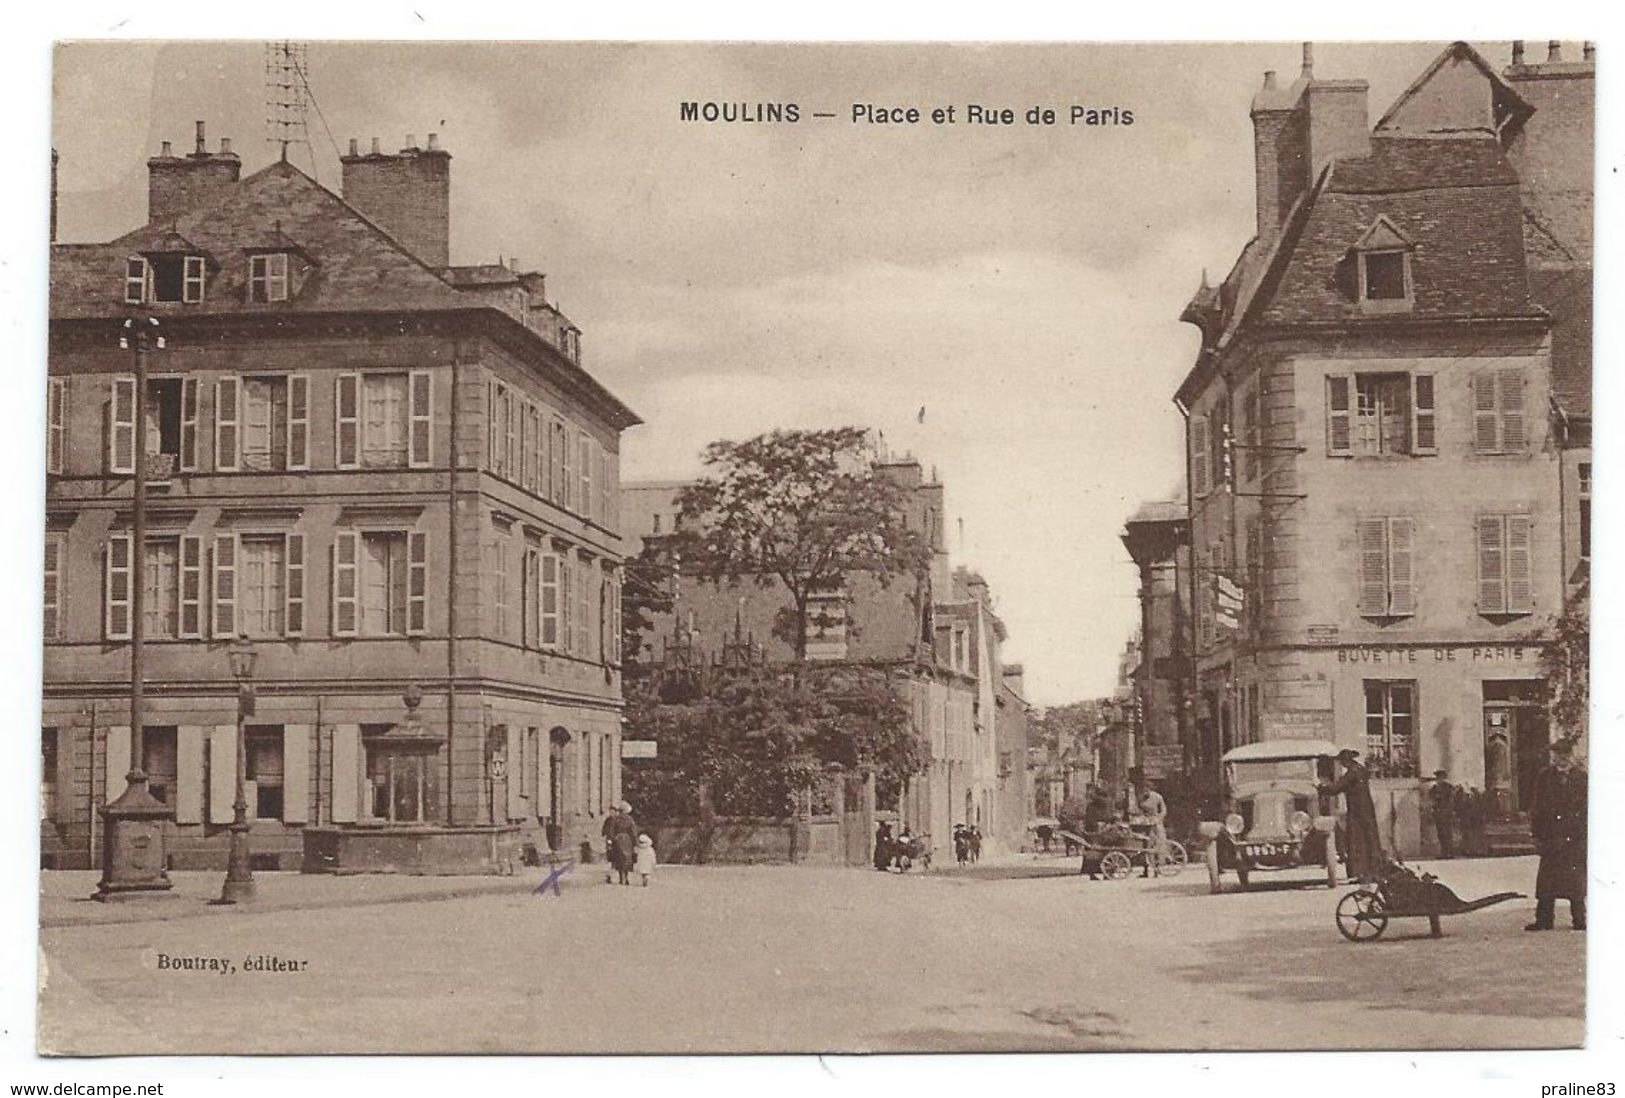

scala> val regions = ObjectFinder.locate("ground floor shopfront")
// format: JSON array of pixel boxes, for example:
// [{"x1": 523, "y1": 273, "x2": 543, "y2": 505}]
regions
[
  {"x1": 40, "y1": 685, "x2": 622, "y2": 873},
  {"x1": 1198, "y1": 641, "x2": 1549, "y2": 858}
]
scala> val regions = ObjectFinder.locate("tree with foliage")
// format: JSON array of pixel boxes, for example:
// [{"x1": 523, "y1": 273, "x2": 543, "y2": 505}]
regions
[
  {"x1": 676, "y1": 428, "x2": 931, "y2": 661},
  {"x1": 619, "y1": 540, "x2": 677, "y2": 665},
  {"x1": 1538, "y1": 579, "x2": 1590, "y2": 745}
]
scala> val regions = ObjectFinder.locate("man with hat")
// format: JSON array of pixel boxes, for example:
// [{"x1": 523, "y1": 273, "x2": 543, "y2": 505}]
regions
[
  {"x1": 1319, "y1": 748, "x2": 1384, "y2": 882},
  {"x1": 1426, "y1": 769, "x2": 1457, "y2": 859},
  {"x1": 1527, "y1": 739, "x2": 1587, "y2": 931}
]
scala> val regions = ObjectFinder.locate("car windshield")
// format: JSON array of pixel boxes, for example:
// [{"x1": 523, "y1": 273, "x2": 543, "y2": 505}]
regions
[{"x1": 1230, "y1": 758, "x2": 1318, "y2": 784}]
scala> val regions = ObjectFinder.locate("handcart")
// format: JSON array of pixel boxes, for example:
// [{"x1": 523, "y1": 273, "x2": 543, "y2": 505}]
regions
[
  {"x1": 1060, "y1": 823, "x2": 1189, "y2": 880},
  {"x1": 1335, "y1": 858, "x2": 1523, "y2": 941}
]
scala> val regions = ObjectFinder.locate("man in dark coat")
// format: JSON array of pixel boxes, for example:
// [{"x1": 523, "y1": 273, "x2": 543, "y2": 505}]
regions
[
  {"x1": 1527, "y1": 740, "x2": 1587, "y2": 931},
  {"x1": 1320, "y1": 748, "x2": 1384, "y2": 882},
  {"x1": 873, "y1": 821, "x2": 893, "y2": 871},
  {"x1": 1426, "y1": 769, "x2": 1457, "y2": 859}
]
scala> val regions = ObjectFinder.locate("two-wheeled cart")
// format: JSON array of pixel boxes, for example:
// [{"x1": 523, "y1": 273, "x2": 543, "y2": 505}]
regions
[{"x1": 1061, "y1": 823, "x2": 1190, "y2": 880}]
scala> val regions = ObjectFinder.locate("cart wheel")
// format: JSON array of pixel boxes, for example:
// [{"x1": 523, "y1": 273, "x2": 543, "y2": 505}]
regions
[
  {"x1": 1162, "y1": 841, "x2": 1188, "y2": 876},
  {"x1": 1336, "y1": 889, "x2": 1388, "y2": 942},
  {"x1": 1205, "y1": 841, "x2": 1222, "y2": 894},
  {"x1": 1101, "y1": 851, "x2": 1133, "y2": 880}
]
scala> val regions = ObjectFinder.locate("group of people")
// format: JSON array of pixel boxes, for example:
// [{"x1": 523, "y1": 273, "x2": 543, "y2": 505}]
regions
[
  {"x1": 872, "y1": 820, "x2": 926, "y2": 872},
  {"x1": 951, "y1": 823, "x2": 984, "y2": 866},
  {"x1": 1423, "y1": 770, "x2": 1490, "y2": 858},
  {"x1": 1320, "y1": 742, "x2": 1587, "y2": 932},
  {"x1": 600, "y1": 801, "x2": 658, "y2": 887}
]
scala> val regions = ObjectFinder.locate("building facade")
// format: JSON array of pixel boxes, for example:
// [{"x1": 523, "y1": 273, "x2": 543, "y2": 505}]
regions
[
  {"x1": 1172, "y1": 43, "x2": 1591, "y2": 857},
  {"x1": 43, "y1": 128, "x2": 639, "y2": 872}
]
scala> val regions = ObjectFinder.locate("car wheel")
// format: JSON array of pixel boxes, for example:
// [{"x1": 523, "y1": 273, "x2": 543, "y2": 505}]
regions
[{"x1": 1205, "y1": 840, "x2": 1222, "y2": 894}]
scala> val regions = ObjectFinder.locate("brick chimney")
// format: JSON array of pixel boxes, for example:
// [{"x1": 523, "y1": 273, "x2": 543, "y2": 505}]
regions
[
  {"x1": 340, "y1": 133, "x2": 451, "y2": 267},
  {"x1": 147, "y1": 121, "x2": 242, "y2": 226},
  {"x1": 1249, "y1": 61, "x2": 1308, "y2": 245}
]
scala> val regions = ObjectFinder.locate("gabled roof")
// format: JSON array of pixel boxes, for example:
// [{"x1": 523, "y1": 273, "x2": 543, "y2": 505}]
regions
[
  {"x1": 1350, "y1": 215, "x2": 1413, "y2": 252},
  {"x1": 1373, "y1": 40, "x2": 1535, "y2": 136}
]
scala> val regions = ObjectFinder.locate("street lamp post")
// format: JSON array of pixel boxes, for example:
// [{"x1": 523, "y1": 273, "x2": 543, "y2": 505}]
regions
[
  {"x1": 216, "y1": 639, "x2": 259, "y2": 904},
  {"x1": 94, "y1": 316, "x2": 173, "y2": 901}
]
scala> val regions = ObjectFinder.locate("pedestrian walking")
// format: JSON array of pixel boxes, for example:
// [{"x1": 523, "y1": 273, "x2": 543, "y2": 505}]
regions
[
  {"x1": 1139, "y1": 785, "x2": 1168, "y2": 878},
  {"x1": 1320, "y1": 748, "x2": 1384, "y2": 883},
  {"x1": 634, "y1": 833, "x2": 657, "y2": 887},
  {"x1": 1526, "y1": 740, "x2": 1587, "y2": 932},
  {"x1": 952, "y1": 824, "x2": 970, "y2": 866},
  {"x1": 604, "y1": 799, "x2": 638, "y2": 886},
  {"x1": 1426, "y1": 770, "x2": 1457, "y2": 859},
  {"x1": 969, "y1": 825, "x2": 982, "y2": 863}
]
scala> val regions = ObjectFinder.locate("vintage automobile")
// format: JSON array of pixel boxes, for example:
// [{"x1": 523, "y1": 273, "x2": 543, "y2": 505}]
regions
[{"x1": 1199, "y1": 739, "x2": 1342, "y2": 894}]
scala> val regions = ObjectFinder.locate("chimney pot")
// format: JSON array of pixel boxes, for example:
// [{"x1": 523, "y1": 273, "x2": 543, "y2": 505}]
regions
[
  {"x1": 194, "y1": 120, "x2": 206, "y2": 155},
  {"x1": 1301, "y1": 42, "x2": 1314, "y2": 76},
  {"x1": 427, "y1": 132, "x2": 440, "y2": 151},
  {"x1": 160, "y1": 140, "x2": 173, "y2": 157},
  {"x1": 1512, "y1": 40, "x2": 1526, "y2": 64},
  {"x1": 219, "y1": 137, "x2": 233, "y2": 156},
  {"x1": 371, "y1": 137, "x2": 381, "y2": 155},
  {"x1": 1262, "y1": 70, "x2": 1277, "y2": 89},
  {"x1": 348, "y1": 138, "x2": 359, "y2": 156},
  {"x1": 405, "y1": 133, "x2": 416, "y2": 150},
  {"x1": 1548, "y1": 41, "x2": 1563, "y2": 62}
]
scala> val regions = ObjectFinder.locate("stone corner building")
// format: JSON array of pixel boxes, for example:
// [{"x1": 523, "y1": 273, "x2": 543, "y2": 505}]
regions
[
  {"x1": 43, "y1": 127, "x2": 640, "y2": 873},
  {"x1": 1173, "y1": 42, "x2": 1592, "y2": 858}
]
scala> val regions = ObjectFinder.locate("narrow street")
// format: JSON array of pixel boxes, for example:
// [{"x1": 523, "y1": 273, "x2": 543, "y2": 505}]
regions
[{"x1": 39, "y1": 855, "x2": 1581, "y2": 1054}]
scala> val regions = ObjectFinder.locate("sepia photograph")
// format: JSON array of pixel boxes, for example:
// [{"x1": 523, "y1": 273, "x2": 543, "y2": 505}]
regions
[{"x1": 32, "y1": 32, "x2": 1599, "y2": 1060}]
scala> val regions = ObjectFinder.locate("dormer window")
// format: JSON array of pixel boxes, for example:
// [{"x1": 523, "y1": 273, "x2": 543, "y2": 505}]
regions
[
  {"x1": 1350, "y1": 216, "x2": 1414, "y2": 313},
  {"x1": 125, "y1": 254, "x2": 206, "y2": 304},
  {"x1": 249, "y1": 253, "x2": 291, "y2": 303}
]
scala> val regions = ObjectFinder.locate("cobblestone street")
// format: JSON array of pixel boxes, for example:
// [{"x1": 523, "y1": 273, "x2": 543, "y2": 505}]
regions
[{"x1": 38, "y1": 854, "x2": 1582, "y2": 1054}]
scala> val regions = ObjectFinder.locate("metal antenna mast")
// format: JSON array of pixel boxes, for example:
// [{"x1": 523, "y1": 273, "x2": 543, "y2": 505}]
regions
[{"x1": 265, "y1": 41, "x2": 314, "y2": 175}]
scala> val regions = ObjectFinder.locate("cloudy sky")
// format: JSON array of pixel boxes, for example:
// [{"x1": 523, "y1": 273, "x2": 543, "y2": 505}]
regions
[{"x1": 53, "y1": 39, "x2": 1458, "y2": 705}]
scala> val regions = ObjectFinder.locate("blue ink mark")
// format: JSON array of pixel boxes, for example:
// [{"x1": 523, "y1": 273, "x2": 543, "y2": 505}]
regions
[{"x1": 534, "y1": 859, "x2": 574, "y2": 897}]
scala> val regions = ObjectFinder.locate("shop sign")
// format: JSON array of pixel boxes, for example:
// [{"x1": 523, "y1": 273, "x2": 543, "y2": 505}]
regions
[
  {"x1": 1261, "y1": 709, "x2": 1335, "y2": 738},
  {"x1": 621, "y1": 740, "x2": 658, "y2": 759},
  {"x1": 1335, "y1": 645, "x2": 1538, "y2": 664}
]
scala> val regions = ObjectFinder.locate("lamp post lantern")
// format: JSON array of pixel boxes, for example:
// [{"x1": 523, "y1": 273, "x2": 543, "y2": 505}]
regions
[
  {"x1": 94, "y1": 315, "x2": 174, "y2": 901},
  {"x1": 215, "y1": 638, "x2": 259, "y2": 904}
]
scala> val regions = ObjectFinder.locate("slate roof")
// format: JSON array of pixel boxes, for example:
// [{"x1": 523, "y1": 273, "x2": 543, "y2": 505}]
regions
[
  {"x1": 51, "y1": 161, "x2": 469, "y2": 320},
  {"x1": 1531, "y1": 265, "x2": 1593, "y2": 418}
]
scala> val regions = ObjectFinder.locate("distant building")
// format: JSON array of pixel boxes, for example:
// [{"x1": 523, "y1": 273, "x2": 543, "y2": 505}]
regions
[
  {"x1": 623, "y1": 458, "x2": 1021, "y2": 854},
  {"x1": 1171, "y1": 42, "x2": 1591, "y2": 857},
  {"x1": 43, "y1": 126, "x2": 639, "y2": 872},
  {"x1": 1121, "y1": 500, "x2": 1197, "y2": 800}
]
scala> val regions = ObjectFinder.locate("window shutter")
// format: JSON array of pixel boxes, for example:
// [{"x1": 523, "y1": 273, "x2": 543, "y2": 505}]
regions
[
  {"x1": 104, "y1": 726, "x2": 131, "y2": 802},
  {"x1": 551, "y1": 420, "x2": 565, "y2": 504},
  {"x1": 287, "y1": 374, "x2": 310, "y2": 470},
  {"x1": 561, "y1": 425, "x2": 575, "y2": 509},
  {"x1": 1387, "y1": 517, "x2": 1415, "y2": 616},
  {"x1": 213, "y1": 534, "x2": 238, "y2": 638},
  {"x1": 214, "y1": 377, "x2": 240, "y2": 471},
  {"x1": 283, "y1": 725, "x2": 312, "y2": 824},
  {"x1": 109, "y1": 376, "x2": 136, "y2": 474},
  {"x1": 43, "y1": 533, "x2": 62, "y2": 640},
  {"x1": 182, "y1": 255, "x2": 206, "y2": 303},
  {"x1": 580, "y1": 435, "x2": 594, "y2": 518},
  {"x1": 507, "y1": 725, "x2": 525, "y2": 820},
  {"x1": 335, "y1": 373, "x2": 360, "y2": 468},
  {"x1": 505, "y1": 390, "x2": 517, "y2": 480},
  {"x1": 1477, "y1": 515, "x2": 1507, "y2": 614},
  {"x1": 1472, "y1": 372, "x2": 1500, "y2": 453},
  {"x1": 333, "y1": 532, "x2": 359, "y2": 636},
  {"x1": 531, "y1": 405, "x2": 544, "y2": 493},
  {"x1": 124, "y1": 258, "x2": 147, "y2": 304},
  {"x1": 409, "y1": 370, "x2": 432, "y2": 467},
  {"x1": 175, "y1": 725, "x2": 205, "y2": 824},
  {"x1": 487, "y1": 381, "x2": 499, "y2": 471},
  {"x1": 407, "y1": 531, "x2": 428, "y2": 635},
  {"x1": 1326, "y1": 375, "x2": 1352, "y2": 455},
  {"x1": 285, "y1": 533, "x2": 306, "y2": 637},
  {"x1": 179, "y1": 535, "x2": 203, "y2": 638},
  {"x1": 1498, "y1": 368, "x2": 1526, "y2": 452},
  {"x1": 1409, "y1": 374, "x2": 1436, "y2": 454},
  {"x1": 1506, "y1": 514, "x2": 1533, "y2": 612},
  {"x1": 47, "y1": 377, "x2": 66, "y2": 474},
  {"x1": 331, "y1": 724, "x2": 361, "y2": 823},
  {"x1": 209, "y1": 725, "x2": 236, "y2": 824},
  {"x1": 176, "y1": 377, "x2": 199, "y2": 471},
  {"x1": 106, "y1": 534, "x2": 132, "y2": 640},
  {"x1": 560, "y1": 556, "x2": 574, "y2": 652},
  {"x1": 1191, "y1": 416, "x2": 1211, "y2": 496},
  {"x1": 541, "y1": 552, "x2": 560, "y2": 647},
  {"x1": 1356, "y1": 518, "x2": 1388, "y2": 616}
]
